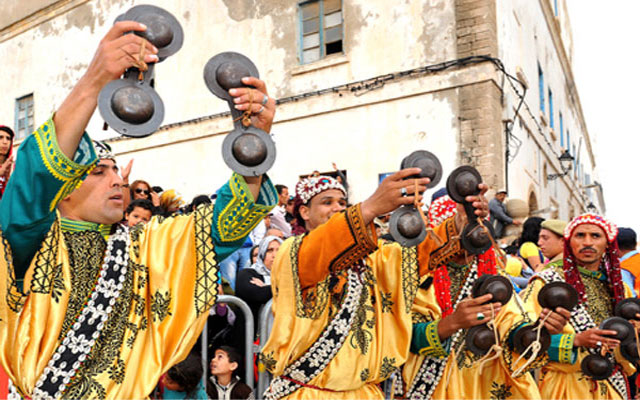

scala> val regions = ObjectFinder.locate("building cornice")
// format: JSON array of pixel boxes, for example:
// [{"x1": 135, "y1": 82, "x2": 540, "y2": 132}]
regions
[{"x1": 0, "y1": 0, "x2": 91, "y2": 44}]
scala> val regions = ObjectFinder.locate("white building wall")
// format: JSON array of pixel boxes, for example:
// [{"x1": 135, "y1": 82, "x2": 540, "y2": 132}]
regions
[{"x1": 496, "y1": 0, "x2": 599, "y2": 220}]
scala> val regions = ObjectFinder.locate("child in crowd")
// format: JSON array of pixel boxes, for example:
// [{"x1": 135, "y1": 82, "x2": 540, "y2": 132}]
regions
[
  {"x1": 155, "y1": 353, "x2": 208, "y2": 400},
  {"x1": 125, "y1": 198, "x2": 154, "y2": 227},
  {"x1": 207, "y1": 346, "x2": 254, "y2": 400}
]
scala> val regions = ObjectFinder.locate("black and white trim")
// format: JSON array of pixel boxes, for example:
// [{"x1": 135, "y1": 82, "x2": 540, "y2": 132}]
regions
[
  {"x1": 538, "y1": 269, "x2": 628, "y2": 399},
  {"x1": 264, "y1": 267, "x2": 365, "y2": 400},
  {"x1": 406, "y1": 261, "x2": 480, "y2": 400},
  {"x1": 32, "y1": 225, "x2": 130, "y2": 400}
]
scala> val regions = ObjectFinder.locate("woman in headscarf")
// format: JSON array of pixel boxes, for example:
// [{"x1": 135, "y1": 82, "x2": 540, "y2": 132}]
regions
[
  {"x1": 235, "y1": 235, "x2": 283, "y2": 336},
  {"x1": 0, "y1": 126, "x2": 15, "y2": 200}
]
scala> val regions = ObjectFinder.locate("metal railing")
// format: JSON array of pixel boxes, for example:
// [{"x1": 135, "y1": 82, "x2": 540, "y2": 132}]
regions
[
  {"x1": 256, "y1": 299, "x2": 274, "y2": 398},
  {"x1": 199, "y1": 296, "x2": 397, "y2": 400},
  {"x1": 200, "y1": 295, "x2": 255, "y2": 388}
]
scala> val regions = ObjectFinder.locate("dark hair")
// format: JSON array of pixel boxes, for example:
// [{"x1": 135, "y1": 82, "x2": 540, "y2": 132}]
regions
[
  {"x1": 617, "y1": 228, "x2": 637, "y2": 251},
  {"x1": 130, "y1": 180, "x2": 152, "y2": 200},
  {"x1": 125, "y1": 199, "x2": 154, "y2": 215},
  {"x1": 275, "y1": 185, "x2": 288, "y2": 195},
  {"x1": 216, "y1": 346, "x2": 241, "y2": 365},
  {"x1": 167, "y1": 353, "x2": 203, "y2": 396},
  {"x1": 518, "y1": 217, "x2": 545, "y2": 245},
  {"x1": 0, "y1": 126, "x2": 14, "y2": 139},
  {"x1": 250, "y1": 245, "x2": 260, "y2": 264},
  {"x1": 190, "y1": 194, "x2": 212, "y2": 211}
]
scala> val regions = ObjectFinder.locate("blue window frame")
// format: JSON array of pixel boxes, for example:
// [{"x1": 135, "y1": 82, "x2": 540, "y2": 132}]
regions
[
  {"x1": 538, "y1": 63, "x2": 545, "y2": 114},
  {"x1": 567, "y1": 130, "x2": 571, "y2": 152},
  {"x1": 14, "y1": 94, "x2": 34, "y2": 140},
  {"x1": 548, "y1": 89, "x2": 554, "y2": 129},
  {"x1": 559, "y1": 112, "x2": 564, "y2": 146},
  {"x1": 554, "y1": 0, "x2": 559, "y2": 16},
  {"x1": 299, "y1": 0, "x2": 343, "y2": 64}
]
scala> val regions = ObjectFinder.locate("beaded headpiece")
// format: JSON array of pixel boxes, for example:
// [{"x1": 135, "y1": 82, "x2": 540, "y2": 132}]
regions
[
  {"x1": 295, "y1": 175, "x2": 346, "y2": 205},
  {"x1": 564, "y1": 213, "x2": 618, "y2": 243},
  {"x1": 92, "y1": 140, "x2": 116, "y2": 161},
  {"x1": 291, "y1": 175, "x2": 346, "y2": 235},
  {"x1": 562, "y1": 213, "x2": 624, "y2": 306},
  {"x1": 427, "y1": 195, "x2": 457, "y2": 228}
]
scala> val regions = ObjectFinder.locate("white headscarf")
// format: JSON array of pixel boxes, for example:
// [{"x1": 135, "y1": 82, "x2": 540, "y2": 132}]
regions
[{"x1": 248, "y1": 235, "x2": 283, "y2": 285}]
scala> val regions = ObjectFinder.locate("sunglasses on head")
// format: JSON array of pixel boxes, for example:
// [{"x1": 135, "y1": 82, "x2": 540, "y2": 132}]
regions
[{"x1": 135, "y1": 188, "x2": 150, "y2": 195}]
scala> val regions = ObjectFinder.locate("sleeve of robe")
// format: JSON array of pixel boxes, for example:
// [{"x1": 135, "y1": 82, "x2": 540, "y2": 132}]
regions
[{"x1": 297, "y1": 206, "x2": 458, "y2": 290}]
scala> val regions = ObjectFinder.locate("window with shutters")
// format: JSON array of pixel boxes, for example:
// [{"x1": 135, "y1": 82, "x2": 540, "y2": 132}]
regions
[
  {"x1": 299, "y1": 0, "x2": 343, "y2": 64},
  {"x1": 15, "y1": 94, "x2": 34, "y2": 140}
]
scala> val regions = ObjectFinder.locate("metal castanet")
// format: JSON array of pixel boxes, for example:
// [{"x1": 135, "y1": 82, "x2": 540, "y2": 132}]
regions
[
  {"x1": 581, "y1": 353, "x2": 614, "y2": 381},
  {"x1": 446, "y1": 165, "x2": 495, "y2": 255},
  {"x1": 465, "y1": 324, "x2": 496, "y2": 356},
  {"x1": 388, "y1": 150, "x2": 443, "y2": 246},
  {"x1": 98, "y1": 66, "x2": 165, "y2": 138},
  {"x1": 116, "y1": 5, "x2": 184, "y2": 61},
  {"x1": 99, "y1": 5, "x2": 183, "y2": 137},
  {"x1": 203, "y1": 52, "x2": 275, "y2": 176}
]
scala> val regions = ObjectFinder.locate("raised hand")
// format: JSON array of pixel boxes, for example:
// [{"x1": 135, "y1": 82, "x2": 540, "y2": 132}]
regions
[
  {"x1": 0, "y1": 156, "x2": 14, "y2": 177},
  {"x1": 229, "y1": 77, "x2": 276, "y2": 133},
  {"x1": 360, "y1": 168, "x2": 430, "y2": 225}
]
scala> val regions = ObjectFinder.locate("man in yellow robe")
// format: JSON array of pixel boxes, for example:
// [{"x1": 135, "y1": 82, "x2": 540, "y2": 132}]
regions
[
  {"x1": 0, "y1": 21, "x2": 277, "y2": 399},
  {"x1": 259, "y1": 174, "x2": 489, "y2": 399},
  {"x1": 521, "y1": 213, "x2": 636, "y2": 399},
  {"x1": 402, "y1": 194, "x2": 556, "y2": 399}
]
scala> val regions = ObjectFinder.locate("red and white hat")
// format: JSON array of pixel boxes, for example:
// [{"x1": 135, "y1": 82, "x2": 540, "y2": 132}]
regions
[
  {"x1": 295, "y1": 176, "x2": 346, "y2": 205},
  {"x1": 427, "y1": 195, "x2": 457, "y2": 228},
  {"x1": 564, "y1": 213, "x2": 618, "y2": 243}
]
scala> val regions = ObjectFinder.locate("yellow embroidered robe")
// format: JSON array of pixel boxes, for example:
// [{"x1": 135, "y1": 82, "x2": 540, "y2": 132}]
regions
[
  {"x1": 520, "y1": 265, "x2": 636, "y2": 400},
  {"x1": 402, "y1": 266, "x2": 543, "y2": 399},
  {"x1": 0, "y1": 119, "x2": 276, "y2": 399},
  {"x1": 260, "y1": 204, "x2": 459, "y2": 399}
]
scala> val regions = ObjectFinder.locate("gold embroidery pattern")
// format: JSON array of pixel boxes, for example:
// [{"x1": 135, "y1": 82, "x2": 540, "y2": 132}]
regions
[
  {"x1": 259, "y1": 351, "x2": 277, "y2": 373},
  {"x1": 379, "y1": 356, "x2": 396, "y2": 380},
  {"x1": 428, "y1": 219, "x2": 461, "y2": 271},
  {"x1": 30, "y1": 220, "x2": 63, "y2": 295},
  {"x1": 151, "y1": 290, "x2": 172, "y2": 323},
  {"x1": 331, "y1": 205, "x2": 378, "y2": 273},
  {"x1": 489, "y1": 382, "x2": 513, "y2": 400},
  {"x1": 582, "y1": 274, "x2": 613, "y2": 325},
  {"x1": 401, "y1": 245, "x2": 419, "y2": 313},
  {"x1": 291, "y1": 235, "x2": 330, "y2": 319},
  {"x1": 58, "y1": 230, "x2": 107, "y2": 341},
  {"x1": 1, "y1": 233, "x2": 25, "y2": 312},
  {"x1": 216, "y1": 173, "x2": 275, "y2": 243},
  {"x1": 64, "y1": 258, "x2": 137, "y2": 398},
  {"x1": 360, "y1": 368, "x2": 370, "y2": 382},
  {"x1": 194, "y1": 204, "x2": 219, "y2": 315},
  {"x1": 350, "y1": 284, "x2": 375, "y2": 355},
  {"x1": 33, "y1": 120, "x2": 96, "y2": 211}
]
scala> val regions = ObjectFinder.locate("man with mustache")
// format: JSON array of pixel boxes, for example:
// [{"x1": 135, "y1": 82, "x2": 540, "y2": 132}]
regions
[
  {"x1": 0, "y1": 21, "x2": 277, "y2": 399},
  {"x1": 521, "y1": 214, "x2": 635, "y2": 399}
]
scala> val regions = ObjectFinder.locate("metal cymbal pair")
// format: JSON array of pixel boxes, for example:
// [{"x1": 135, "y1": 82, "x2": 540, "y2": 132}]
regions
[
  {"x1": 203, "y1": 52, "x2": 275, "y2": 176},
  {"x1": 465, "y1": 275, "x2": 512, "y2": 356},
  {"x1": 98, "y1": 5, "x2": 184, "y2": 138},
  {"x1": 389, "y1": 151, "x2": 442, "y2": 246},
  {"x1": 446, "y1": 166, "x2": 495, "y2": 255}
]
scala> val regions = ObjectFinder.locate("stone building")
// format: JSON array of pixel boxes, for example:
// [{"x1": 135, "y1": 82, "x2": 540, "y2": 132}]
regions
[{"x1": 0, "y1": 0, "x2": 603, "y2": 219}]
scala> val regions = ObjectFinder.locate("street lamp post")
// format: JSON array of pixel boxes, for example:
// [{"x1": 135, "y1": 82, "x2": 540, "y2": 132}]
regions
[{"x1": 547, "y1": 149, "x2": 574, "y2": 180}]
